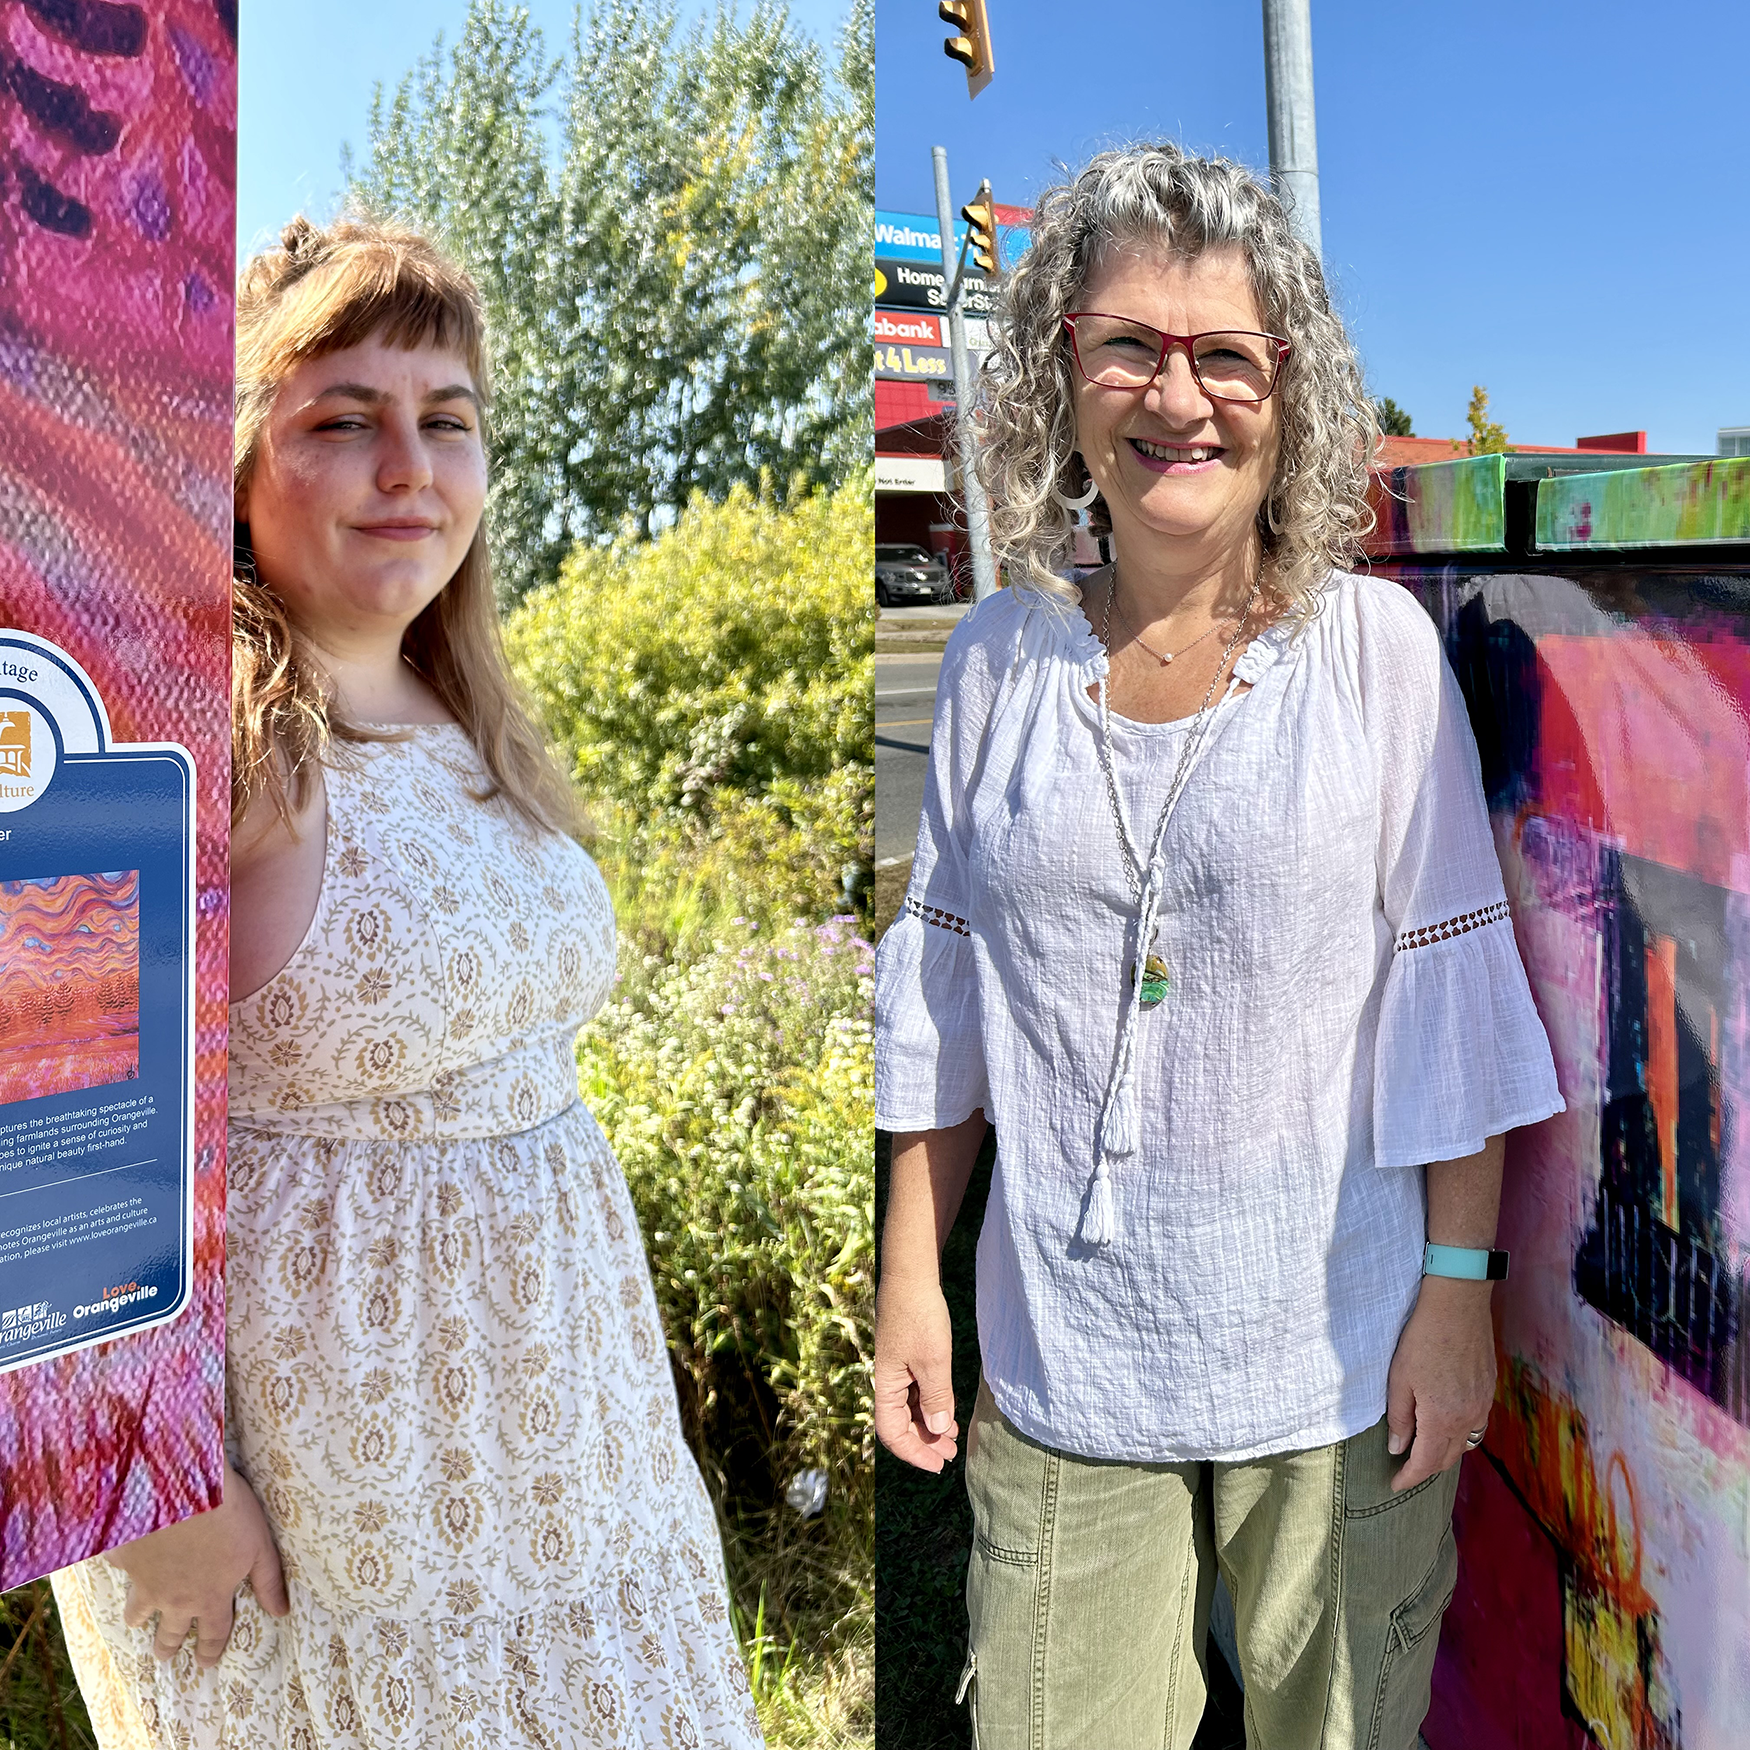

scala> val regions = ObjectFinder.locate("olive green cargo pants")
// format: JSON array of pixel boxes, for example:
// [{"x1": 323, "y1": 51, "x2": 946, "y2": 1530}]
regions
[{"x1": 961, "y1": 1382, "x2": 1460, "y2": 1750}]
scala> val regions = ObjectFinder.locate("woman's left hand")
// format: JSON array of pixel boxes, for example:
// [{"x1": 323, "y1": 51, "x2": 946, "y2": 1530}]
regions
[{"x1": 1383, "y1": 1275, "x2": 1496, "y2": 1493}]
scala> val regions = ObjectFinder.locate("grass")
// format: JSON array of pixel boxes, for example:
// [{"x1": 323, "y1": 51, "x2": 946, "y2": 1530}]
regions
[
  {"x1": 872, "y1": 857, "x2": 908, "y2": 941},
  {"x1": 0, "y1": 1582, "x2": 94, "y2": 1749},
  {"x1": 737, "y1": 1579, "x2": 871, "y2": 1749},
  {"x1": 586, "y1": 864, "x2": 874, "y2": 1747}
]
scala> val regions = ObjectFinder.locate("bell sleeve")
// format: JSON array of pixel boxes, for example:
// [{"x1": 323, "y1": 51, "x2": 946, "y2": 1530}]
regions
[
  {"x1": 1363, "y1": 582, "x2": 1565, "y2": 1168},
  {"x1": 873, "y1": 611, "x2": 1005, "y2": 1133}
]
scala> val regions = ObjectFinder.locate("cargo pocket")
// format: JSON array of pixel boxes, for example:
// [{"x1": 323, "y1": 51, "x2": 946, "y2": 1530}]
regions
[
  {"x1": 963, "y1": 1381, "x2": 1056, "y2": 1744},
  {"x1": 1338, "y1": 1418, "x2": 1461, "y2": 1750},
  {"x1": 965, "y1": 1380, "x2": 1056, "y2": 1569},
  {"x1": 1366, "y1": 1522, "x2": 1457, "y2": 1750}
]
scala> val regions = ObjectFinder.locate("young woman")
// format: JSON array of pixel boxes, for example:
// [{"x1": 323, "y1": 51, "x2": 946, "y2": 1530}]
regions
[
  {"x1": 874, "y1": 145, "x2": 1563, "y2": 1747},
  {"x1": 52, "y1": 217, "x2": 763, "y2": 1750}
]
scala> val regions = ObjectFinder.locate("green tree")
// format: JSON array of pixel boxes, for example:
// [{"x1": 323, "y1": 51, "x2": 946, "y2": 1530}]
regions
[
  {"x1": 1466, "y1": 384, "x2": 1511, "y2": 454},
  {"x1": 1376, "y1": 396, "x2": 1413, "y2": 437},
  {"x1": 349, "y1": 0, "x2": 873, "y2": 603}
]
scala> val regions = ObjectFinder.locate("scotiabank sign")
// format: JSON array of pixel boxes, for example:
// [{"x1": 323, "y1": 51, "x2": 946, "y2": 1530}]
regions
[
  {"x1": 874, "y1": 308, "x2": 943, "y2": 346},
  {"x1": 873, "y1": 256, "x2": 998, "y2": 316}
]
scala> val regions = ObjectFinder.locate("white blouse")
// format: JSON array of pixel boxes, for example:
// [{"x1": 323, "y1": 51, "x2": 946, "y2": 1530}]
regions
[{"x1": 874, "y1": 571, "x2": 1564, "y2": 1463}]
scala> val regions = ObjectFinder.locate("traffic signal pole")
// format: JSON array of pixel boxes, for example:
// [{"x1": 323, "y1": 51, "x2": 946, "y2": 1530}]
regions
[
  {"x1": 932, "y1": 145, "x2": 999, "y2": 602},
  {"x1": 1262, "y1": 0, "x2": 1322, "y2": 256}
]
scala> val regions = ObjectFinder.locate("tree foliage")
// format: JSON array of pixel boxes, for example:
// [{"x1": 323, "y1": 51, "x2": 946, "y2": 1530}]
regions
[
  {"x1": 348, "y1": 0, "x2": 873, "y2": 602},
  {"x1": 1376, "y1": 396, "x2": 1413, "y2": 437},
  {"x1": 503, "y1": 479, "x2": 874, "y2": 932},
  {"x1": 1466, "y1": 383, "x2": 1511, "y2": 455}
]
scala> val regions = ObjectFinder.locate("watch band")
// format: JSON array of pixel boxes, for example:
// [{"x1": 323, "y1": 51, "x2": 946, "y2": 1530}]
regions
[{"x1": 1423, "y1": 1242, "x2": 1509, "y2": 1282}]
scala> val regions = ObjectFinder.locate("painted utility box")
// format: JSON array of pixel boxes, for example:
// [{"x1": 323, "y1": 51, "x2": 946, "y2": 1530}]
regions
[
  {"x1": 1370, "y1": 454, "x2": 1750, "y2": 1750},
  {"x1": 0, "y1": 2, "x2": 235, "y2": 1588}
]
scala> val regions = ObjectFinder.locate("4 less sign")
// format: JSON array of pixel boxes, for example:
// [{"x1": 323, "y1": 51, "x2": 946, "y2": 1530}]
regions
[
  {"x1": 874, "y1": 257, "x2": 998, "y2": 316},
  {"x1": 874, "y1": 338, "x2": 953, "y2": 385},
  {"x1": 873, "y1": 309, "x2": 991, "y2": 384}
]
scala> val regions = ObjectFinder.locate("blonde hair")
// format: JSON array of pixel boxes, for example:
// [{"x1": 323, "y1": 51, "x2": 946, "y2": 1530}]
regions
[
  {"x1": 976, "y1": 143, "x2": 1378, "y2": 619},
  {"x1": 232, "y1": 213, "x2": 576, "y2": 835}
]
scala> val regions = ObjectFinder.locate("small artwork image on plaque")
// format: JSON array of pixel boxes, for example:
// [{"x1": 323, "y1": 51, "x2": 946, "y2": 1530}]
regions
[{"x1": 0, "y1": 870, "x2": 140, "y2": 1106}]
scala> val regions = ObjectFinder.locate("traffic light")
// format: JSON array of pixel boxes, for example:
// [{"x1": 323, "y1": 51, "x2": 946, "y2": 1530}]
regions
[
  {"x1": 962, "y1": 183, "x2": 998, "y2": 277},
  {"x1": 939, "y1": 0, "x2": 995, "y2": 99}
]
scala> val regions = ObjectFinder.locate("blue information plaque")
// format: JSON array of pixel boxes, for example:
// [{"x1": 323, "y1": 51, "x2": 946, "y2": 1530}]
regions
[{"x1": 0, "y1": 630, "x2": 194, "y2": 1371}]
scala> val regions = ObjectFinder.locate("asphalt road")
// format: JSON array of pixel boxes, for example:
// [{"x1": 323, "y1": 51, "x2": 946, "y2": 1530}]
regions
[{"x1": 875, "y1": 650, "x2": 941, "y2": 866}]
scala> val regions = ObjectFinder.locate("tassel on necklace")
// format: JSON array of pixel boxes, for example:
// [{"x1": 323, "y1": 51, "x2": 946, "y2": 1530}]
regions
[
  {"x1": 1103, "y1": 1054, "x2": 1141, "y2": 1157},
  {"x1": 1083, "y1": 1157, "x2": 1120, "y2": 1245}
]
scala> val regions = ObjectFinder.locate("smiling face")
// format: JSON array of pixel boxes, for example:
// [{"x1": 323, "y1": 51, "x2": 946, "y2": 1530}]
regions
[
  {"x1": 237, "y1": 333, "x2": 487, "y2": 652},
  {"x1": 1071, "y1": 241, "x2": 1281, "y2": 577}
]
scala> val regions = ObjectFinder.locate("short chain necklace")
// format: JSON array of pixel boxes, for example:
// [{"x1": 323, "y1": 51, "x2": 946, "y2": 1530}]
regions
[
  {"x1": 1110, "y1": 593, "x2": 1232, "y2": 668},
  {"x1": 1082, "y1": 566, "x2": 1260, "y2": 1247}
]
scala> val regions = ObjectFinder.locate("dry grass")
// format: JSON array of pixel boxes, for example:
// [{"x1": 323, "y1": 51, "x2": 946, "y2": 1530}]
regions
[
  {"x1": 873, "y1": 857, "x2": 909, "y2": 941},
  {"x1": 0, "y1": 1580, "x2": 95, "y2": 1749}
]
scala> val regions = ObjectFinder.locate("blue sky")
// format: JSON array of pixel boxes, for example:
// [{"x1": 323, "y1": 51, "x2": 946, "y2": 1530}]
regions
[
  {"x1": 238, "y1": 0, "x2": 853, "y2": 256},
  {"x1": 877, "y1": 0, "x2": 1750, "y2": 455}
]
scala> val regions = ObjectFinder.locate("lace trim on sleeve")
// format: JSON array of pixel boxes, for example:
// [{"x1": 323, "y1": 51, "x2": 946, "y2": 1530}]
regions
[
  {"x1": 905, "y1": 895, "x2": 970, "y2": 937},
  {"x1": 1394, "y1": 899, "x2": 1511, "y2": 953}
]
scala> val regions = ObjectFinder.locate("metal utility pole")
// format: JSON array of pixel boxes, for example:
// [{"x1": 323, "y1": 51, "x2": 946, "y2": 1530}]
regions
[
  {"x1": 1262, "y1": 0, "x2": 1322, "y2": 257},
  {"x1": 932, "y1": 144, "x2": 999, "y2": 601}
]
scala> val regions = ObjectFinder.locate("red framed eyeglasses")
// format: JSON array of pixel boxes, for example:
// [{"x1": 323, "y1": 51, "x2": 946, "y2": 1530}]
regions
[{"x1": 1062, "y1": 312, "x2": 1291, "y2": 404}]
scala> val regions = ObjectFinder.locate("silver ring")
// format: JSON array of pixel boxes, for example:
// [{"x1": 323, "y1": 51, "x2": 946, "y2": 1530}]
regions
[{"x1": 1464, "y1": 1428, "x2": 1487, "y2": 1449}]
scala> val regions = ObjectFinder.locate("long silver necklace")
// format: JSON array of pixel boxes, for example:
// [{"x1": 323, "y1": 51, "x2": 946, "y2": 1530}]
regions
[
  {"x1": 1083, "y1": 566, "x2": 1260, "y2": 1246},
  {"x1": 1095, "y1": 569, "x2": 1259, "y2": 1010}
]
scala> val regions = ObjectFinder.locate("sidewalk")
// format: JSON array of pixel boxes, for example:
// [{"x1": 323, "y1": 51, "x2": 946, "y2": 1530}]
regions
[{"x1": 877, "y1": 600, "x2": 971, "y2": 652}]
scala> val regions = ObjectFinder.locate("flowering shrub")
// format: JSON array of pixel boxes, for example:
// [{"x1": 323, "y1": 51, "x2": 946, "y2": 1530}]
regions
[
  {"x1": 509, "y1": 482, "x2": 875, "y2": 1733},
  {"x1": 505, "y1": 481, "x2": 874, "y2": 933},
  {"x1": 576, "y1": 914, "x2": 873, "y2": 1558}
]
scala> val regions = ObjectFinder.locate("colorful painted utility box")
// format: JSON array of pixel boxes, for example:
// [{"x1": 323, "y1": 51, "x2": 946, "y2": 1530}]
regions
[
  {"x1": 1373, "y1": 453, "x2": 1750, "y2": 1750},
  {"x1": 0, "y1": 0, "x2": 235, "y2": 1588}
]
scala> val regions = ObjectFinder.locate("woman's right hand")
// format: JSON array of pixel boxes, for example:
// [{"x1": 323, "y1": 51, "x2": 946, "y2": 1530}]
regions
[
  {"x1": 874, "y1": 1274, "x2": 960, "y2": 1472},
  {"x1": 105, "y1": 1463, "x2": 289, "y2": 1667}
]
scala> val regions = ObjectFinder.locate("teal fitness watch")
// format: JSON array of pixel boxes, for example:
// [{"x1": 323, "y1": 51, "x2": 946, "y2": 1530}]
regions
[{"x1": 1423, "y1": 1242, "x2": 1510, "y2": 1281}]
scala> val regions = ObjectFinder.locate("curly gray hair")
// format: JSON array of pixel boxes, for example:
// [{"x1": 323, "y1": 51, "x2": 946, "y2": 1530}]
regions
[{"x1": 975, "y1": 142, "x2": 1378, "y2": 617}]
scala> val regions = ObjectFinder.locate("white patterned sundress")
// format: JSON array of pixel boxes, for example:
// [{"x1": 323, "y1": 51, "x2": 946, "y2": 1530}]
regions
[{"x1": 52, "y1": 724, "x2": 764, "y2": 1750}]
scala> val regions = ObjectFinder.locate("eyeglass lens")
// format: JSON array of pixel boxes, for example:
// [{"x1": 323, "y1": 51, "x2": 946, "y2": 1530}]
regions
[{"x1": 1072, "y1": 316, "x2": 1281, "y2": 401}]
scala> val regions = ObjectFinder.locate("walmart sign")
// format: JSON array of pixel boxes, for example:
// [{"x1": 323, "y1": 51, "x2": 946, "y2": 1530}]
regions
[{"x1": 874, "y1": 208, "x2": 1025, "y2": 268}]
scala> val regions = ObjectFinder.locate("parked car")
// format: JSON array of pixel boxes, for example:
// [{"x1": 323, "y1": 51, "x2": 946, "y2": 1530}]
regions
[{"x1": 875, "y1": 543, "x2": 952, "y2": 607}]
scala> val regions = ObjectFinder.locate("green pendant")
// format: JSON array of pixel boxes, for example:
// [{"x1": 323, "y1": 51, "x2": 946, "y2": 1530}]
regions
[{"x1": 1131, "y1": 952, "x2": 1170, "y2": 1010}]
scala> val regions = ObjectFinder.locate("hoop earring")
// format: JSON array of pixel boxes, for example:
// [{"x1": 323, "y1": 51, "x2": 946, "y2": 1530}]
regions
[{"x1": 1052, "y1": 458, "x2": 1100, "y2": 512}]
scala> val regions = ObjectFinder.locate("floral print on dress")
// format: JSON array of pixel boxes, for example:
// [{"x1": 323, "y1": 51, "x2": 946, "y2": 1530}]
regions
[{"x1": 53, "y1": 725, "x2": 763, "y2": 1750}]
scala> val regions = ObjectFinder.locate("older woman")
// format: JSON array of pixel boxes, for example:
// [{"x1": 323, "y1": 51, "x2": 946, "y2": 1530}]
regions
[{"x1": 874, "y1": 145, "x2": 1562, "y2": 1748}]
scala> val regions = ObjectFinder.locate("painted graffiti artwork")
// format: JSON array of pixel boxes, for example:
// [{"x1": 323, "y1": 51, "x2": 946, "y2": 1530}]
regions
[
  {"x1": 0, "y1": 869, "x2": 139, "y2": 1105},
  {"x1": 1395, "y1": 567, "x2": 1750, "y2": 1750},
  {"x1": 0, "y1": 0, "x2": 233, "y2": 1585}
]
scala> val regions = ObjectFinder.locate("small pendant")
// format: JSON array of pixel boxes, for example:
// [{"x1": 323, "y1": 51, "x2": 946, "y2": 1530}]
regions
[
  {"x1": 1130, "y1": 952, "x2": 1170, "y2": 1009},
  {"x1": 1159, "y1": 652, "x2": 1172, "y2": 666}
]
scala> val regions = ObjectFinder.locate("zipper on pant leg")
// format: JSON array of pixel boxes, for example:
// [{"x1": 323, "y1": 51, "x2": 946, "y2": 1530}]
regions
[{"x1": 956, "y1": 1646, "x2": 978, "y2": 1705}]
